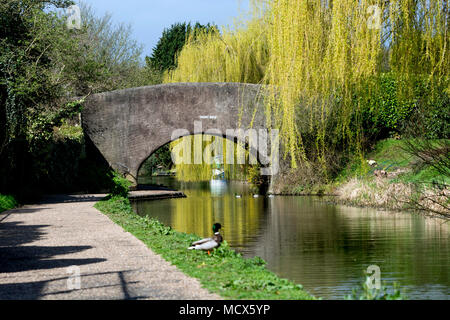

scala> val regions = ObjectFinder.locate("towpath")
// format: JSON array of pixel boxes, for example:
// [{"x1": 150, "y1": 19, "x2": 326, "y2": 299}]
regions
[{"x1": 0, "y1": 192, "x2": 220, "y2": 300}]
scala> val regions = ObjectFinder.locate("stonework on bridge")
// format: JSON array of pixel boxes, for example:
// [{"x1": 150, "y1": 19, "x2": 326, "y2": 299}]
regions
[{"x1": 82, "y1": 82, "x2": 268, "y2": 184}]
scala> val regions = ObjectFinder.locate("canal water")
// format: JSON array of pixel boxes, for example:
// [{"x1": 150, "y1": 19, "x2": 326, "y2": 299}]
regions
[{"x1": 132, "y1": 177, "x2": 449, "y2": 299}]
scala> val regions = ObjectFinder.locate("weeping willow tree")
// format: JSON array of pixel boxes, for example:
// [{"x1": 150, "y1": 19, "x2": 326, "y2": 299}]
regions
[
  {"x1": 166, "y1": 0, "x2": 449, "y2": 180},
  {"x1": 264, "y1": 0, "x2": 384, "y2": 172},
  {"x1": 165, "y1": 1, "x2": 269, "y2": 83},
  {"x1": 264, "y1": 0, "x2": 448, "y2": 171}
]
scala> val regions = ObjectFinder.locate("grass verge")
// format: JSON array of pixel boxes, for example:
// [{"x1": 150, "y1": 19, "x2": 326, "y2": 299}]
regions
[
  {"x1": 0, "y1": 194, "x2": 17, "y2": 213},
  {"x1": 95, "y1": 196, "x2": 314, "y2": 300}
]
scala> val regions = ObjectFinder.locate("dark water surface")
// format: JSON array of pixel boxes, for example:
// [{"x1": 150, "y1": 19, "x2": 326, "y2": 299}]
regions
[{"x1": 132, "y1": 177, "x2": 449, "y2": 299}]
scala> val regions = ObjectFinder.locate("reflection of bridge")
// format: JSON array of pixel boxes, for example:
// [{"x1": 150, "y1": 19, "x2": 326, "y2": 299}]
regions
[{"x1": 82, "y1": 83, "x2": 268, "y2": 185}]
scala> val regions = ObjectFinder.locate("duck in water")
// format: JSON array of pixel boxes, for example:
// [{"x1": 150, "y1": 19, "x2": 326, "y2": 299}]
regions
[{"x1": 188, "y1": 223, "x2": 223, "y2": 255}]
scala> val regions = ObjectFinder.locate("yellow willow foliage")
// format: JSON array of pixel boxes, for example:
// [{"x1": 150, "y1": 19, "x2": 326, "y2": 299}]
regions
[
  {"x1": 264, "y1": 0, "x2": 385, "y2": 169},
  {"x1": 389, "y1": 0, "x2": 449, "y2": 95},
  {"x1": 265, "y1": 0, "x2": 448, "y2": 169},
  {"x1": 171, "y1": 135, "x2": 251, "y2": 182},
  {"x1": 164, "y1": 7, "x2": 270, "y2": 83}
]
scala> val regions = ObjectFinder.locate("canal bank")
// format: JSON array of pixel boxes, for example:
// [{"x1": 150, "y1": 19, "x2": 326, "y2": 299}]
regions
[
  {"x1": 270, "y1": 139, "x2": 450, "y2": 220},
  {"x1": 96, "y1": 196, "x2": 314, "y2": 300}
]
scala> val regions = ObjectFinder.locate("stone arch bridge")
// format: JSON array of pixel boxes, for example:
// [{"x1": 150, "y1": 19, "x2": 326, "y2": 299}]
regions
[{"x1": 82, "y1": 83, "x2": 276, "y2": 185}]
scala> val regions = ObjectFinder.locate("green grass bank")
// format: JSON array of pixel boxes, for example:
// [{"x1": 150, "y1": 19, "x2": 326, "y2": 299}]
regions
[
  {"x1": 95, "y1": 196, "x2": 314, "y2": 300},
  {"x1": 335, "y1": 139, "x2": 449, "y2": 217}
]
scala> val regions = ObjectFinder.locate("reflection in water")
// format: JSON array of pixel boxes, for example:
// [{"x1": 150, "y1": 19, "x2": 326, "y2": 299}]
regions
[
  {"x1": 135, "y1": 178, "x2": 264, "y2": 249},
  {"x1": 132, "y1": 177, "x2": 450, "y2": 299}
]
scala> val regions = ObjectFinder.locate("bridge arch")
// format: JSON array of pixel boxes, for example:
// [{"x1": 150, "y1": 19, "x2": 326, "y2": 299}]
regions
[
  {"x1": 136, "y1": 132, "x2": 270, "y2": 181},
  {"x1": 82, "y1": 83, "x2": 268, "y2": 185}
]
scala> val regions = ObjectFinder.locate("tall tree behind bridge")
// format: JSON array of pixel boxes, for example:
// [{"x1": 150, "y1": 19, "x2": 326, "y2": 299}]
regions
[{"x1": 147, "y1": 22, "x2": 217, "y2": 72}]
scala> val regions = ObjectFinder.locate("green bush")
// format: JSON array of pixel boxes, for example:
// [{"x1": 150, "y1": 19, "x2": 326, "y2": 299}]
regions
[
  {"x1": 359, "y1": 73, "x2": 449, "y2": 142},
  {"x1": 411, "y1": 89, "x2": 449, "y2": 139},
  {"x1": 360, "y1": 73, "x2": 416, "y2": 141},
  {"x1": 109, "y1": 171, "x2": 132, "y2": 198},
  {"x1": 0, "y1": 194, "x2": 17, "y2": 213}
]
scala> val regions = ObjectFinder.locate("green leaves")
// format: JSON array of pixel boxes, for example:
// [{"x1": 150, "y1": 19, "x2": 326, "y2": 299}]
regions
[
  {"x1": 145, "y1": 218, "x2": 174, "y2": 235},
  {"x1": 0, "y1": 194, "x2": 18, "y2": 213},
  {"x1": 221, "y1": 276, "x2": 304, "y2": 295},
  {"x1": 109, "y1": 172, "x2": 132, "y2": 198},
  {"x1": 346, "y1": 277, "x2": 406, "y2": 300},
  {"x1": 148, "y1": 22, "x2": 217, "y2": 72},
  {"x1": 209, "y1": 241, "x2": 241, "y2": 259}
]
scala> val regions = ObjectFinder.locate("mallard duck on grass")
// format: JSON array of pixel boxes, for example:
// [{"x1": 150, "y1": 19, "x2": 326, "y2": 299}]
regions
[{"x1": 188, "y1": 223, "x2": 223, "y2": 255}]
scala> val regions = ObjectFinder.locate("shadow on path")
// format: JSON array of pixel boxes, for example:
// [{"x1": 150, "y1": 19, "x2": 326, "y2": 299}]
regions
[
  {"x1": 0, "y1": 220, "x2": 106, "y2": 299},
  {"x1": 39, "y1": 194, "x2": 106, "y2": 204},
  {"x1": 0, "y1": 245, "x2": 105, "y2": 273},
  {"x1": 0, "y1": 270, "x2": 144, "y2": 300},
  {"x1": 0, "y1": 221, "x2": 46, "y2": 246}
]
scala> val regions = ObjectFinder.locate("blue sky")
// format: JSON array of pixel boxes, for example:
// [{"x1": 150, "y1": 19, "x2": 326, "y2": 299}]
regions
[{"x1": 80, "y1": 0, "x2": 250, "y2": 59}]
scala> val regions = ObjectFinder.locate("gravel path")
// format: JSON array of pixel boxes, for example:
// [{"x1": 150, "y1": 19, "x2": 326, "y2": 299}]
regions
[{"x1": 0, "y1": 194, "x2": 220, "y2": 300}]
